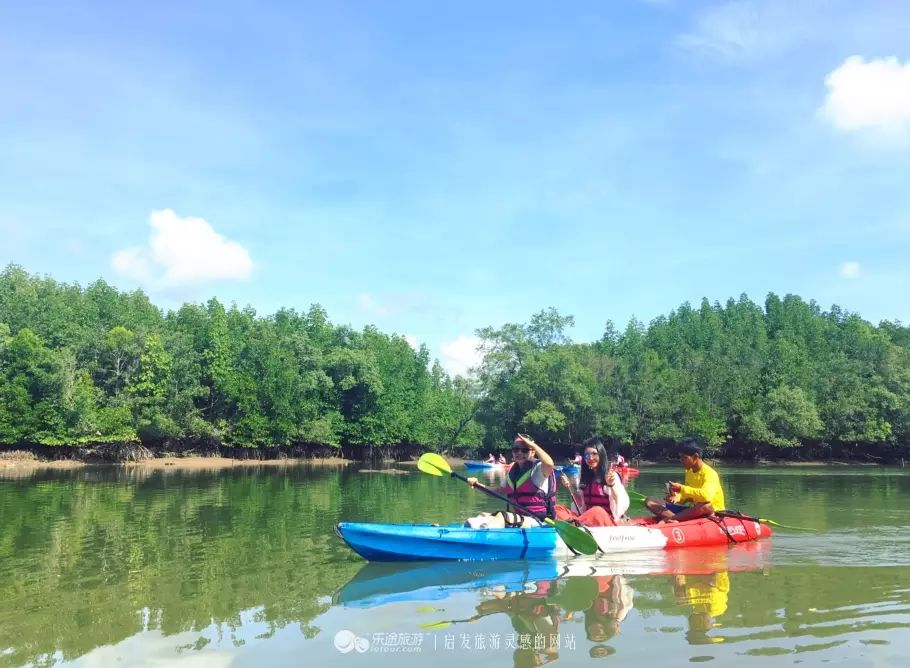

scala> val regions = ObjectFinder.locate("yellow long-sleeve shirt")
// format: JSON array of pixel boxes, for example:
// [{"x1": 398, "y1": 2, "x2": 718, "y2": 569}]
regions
[{"x1": 678, "y1": 462, "x2": 726, "y2": 511}]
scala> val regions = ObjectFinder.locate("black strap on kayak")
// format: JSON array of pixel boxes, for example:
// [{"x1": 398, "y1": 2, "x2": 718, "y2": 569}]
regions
[
  {"x1": 718, "y1": 510, "x2": 761, "y2": 540},
  {"x1": 519, "y1": 527, "x2": 529, "y2": 560},
  {"x1": 495, "y1": 510, "x2": 525, "y2": 528},
  {"x1": 717, "y1": 510, "x2": 756, "y2": 532},
  {"x1": 706, "y1": 514, "x2": 737, "y2": 545}
]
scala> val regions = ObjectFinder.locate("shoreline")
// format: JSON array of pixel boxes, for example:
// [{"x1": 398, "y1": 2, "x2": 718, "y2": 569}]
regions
[
  {"x1": 0, "y1": 454, "x2": 352, "y2": 473},
  {"x1": 1, "y1": 452, "x2": 903, "y2": 474}
]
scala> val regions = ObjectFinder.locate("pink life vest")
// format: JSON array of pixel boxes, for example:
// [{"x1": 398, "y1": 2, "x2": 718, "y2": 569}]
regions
[
  {"x1": 582, "y1": 481, "x2": 615, "y2": 516},
  {"x1": 505, "y1": 463, "x2": 556, "y2": 519}
]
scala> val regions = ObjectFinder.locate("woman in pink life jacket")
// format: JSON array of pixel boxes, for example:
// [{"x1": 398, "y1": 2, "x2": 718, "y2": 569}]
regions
[
  {"x1": 464, "y1": 433, "x2": 556, "y2": 529},
  {"x1": 556, "y1": 437, "x2": 629, "y2": 527}
]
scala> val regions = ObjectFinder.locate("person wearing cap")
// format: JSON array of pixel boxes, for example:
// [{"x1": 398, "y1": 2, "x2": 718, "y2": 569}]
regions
[
  {"x1": 645, "y1": 437, "x2": 726, "y2": 523},
  {"x1": 463, "y1": 433, "x2": 556, "y2": 529}
]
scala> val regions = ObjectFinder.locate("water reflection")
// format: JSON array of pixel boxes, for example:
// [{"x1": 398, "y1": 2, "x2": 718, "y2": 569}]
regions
[
  {"x1": 334, "y1": 543, "x2": 771, "y2": 665},
  {"x1": 672, "y1": 571, "x2": 729, "y2": 645},
  {"x1": 1, "y1": 465, "x2": 909, "y2": 666},
  {"x1": 474, "y1": 580, "x2": 563, "y2": 666}
]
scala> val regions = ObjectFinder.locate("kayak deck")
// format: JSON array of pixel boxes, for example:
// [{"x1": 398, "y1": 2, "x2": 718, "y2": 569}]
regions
[
  {"x1": 335, "y1": 522, "x2": 558, "y2": 561},
  {"x1": 336, "y1": 515, "x2": 772, "y2": 562}
]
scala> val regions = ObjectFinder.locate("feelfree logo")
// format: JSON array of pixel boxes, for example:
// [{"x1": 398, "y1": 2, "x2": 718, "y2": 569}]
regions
[{"x1": 334, "y1": 629, "x2": 370, "y2": 654}]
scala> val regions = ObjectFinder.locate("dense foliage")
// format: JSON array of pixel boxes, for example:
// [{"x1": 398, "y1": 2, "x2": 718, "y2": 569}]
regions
[
  {"x1": 2, "y1": 264, "x2": 909, "y2": 450},
  {"x1": 0, "y1": 265, "x2": 481, "y2": 449}
]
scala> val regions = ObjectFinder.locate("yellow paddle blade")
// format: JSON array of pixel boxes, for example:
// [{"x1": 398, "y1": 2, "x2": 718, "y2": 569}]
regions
[
  {"x1": 758, "y1": 518, "x2": 817, "y2": 532},
  {"x1": 419, "y1": 620, "x2": 454, "y2": 630},
  {"x1": 627, "y1": 490, "x2": 647, "y2": 506},
  {"x1": 417, "y1": 452, "x2": 452, "y2": 476},
  {"x1": 416, "y1": 606, "x2": 443, "y2": 614}
]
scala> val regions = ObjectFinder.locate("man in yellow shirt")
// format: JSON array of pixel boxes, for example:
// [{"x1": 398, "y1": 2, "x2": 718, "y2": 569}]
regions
[{"x1": 646, "y1": 438, "x2": 725, "y2": 523}]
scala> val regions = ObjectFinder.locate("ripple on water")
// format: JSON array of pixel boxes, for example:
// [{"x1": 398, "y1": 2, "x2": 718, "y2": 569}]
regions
[{"x1": 770, "y1": 527, "x2": 910, "y2": 568}]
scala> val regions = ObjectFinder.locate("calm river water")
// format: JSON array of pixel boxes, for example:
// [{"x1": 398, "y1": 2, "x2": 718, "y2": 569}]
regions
[{"x1": 1, "y1": 462, "x2": 908, "y2": 667}]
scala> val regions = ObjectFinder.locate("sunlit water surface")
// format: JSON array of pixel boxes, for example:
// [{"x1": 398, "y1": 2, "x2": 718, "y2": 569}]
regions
[{"x1": 1, "y1": 462, "x2": 908, "y2": 667}]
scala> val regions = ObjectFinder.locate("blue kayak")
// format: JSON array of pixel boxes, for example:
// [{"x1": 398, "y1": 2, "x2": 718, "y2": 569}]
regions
[
  {"x1": 463, "y1": 460, "x2": 509, "y2": 470},
  {"x1": 336, "y1": 522, "x2": 561, "y2": 561},
  {"x1": 555, "y1": 464, "x2": 580, "y2": 475}
]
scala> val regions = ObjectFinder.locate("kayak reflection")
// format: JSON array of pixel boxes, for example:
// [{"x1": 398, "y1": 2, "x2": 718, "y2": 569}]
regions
[
  {"x1": 334, "y1": 541, "x2": 771, "y2": 660},
  {"x1": 334, "y1": 541, "x2": 769, "y2": 610}
]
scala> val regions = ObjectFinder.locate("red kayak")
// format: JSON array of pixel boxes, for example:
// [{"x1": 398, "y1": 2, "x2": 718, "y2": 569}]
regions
[
  {"x1": 616, "y1": 464, "x2": 639, "y2": 476},
  {"x1": 626, "y1": 514, "x2": 772, "y2": 548}
]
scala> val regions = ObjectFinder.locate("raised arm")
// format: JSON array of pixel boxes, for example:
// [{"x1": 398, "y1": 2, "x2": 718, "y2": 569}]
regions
[{"x1": 517, "y1": 433, "x2": 554, "y2": 477}]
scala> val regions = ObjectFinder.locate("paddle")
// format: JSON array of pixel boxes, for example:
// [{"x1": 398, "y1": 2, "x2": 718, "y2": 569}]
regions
[
  {"x1": 627, "y1": 489, "x2": 817, "y2": 532},
  {"x1": 558, "y1": 471, "x2": 583, "y2": 516},
  {"x1": 627, "y1": 489, "x2": 648, "y2": 507},
  {"x1": 417, "y1": 452, "x2": 599, "y2": 556},
  {"x1": 420, "y1": 613, "x2": 483, "y2": 630},
  {"x1": 717, "y1": 511, "x2": 817, "y2": 533}
]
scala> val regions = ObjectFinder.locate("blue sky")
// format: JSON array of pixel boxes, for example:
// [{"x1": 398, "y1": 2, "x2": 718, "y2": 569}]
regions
[{"x1": 2, "y1": 0, "x2": 910, "y2": 374}]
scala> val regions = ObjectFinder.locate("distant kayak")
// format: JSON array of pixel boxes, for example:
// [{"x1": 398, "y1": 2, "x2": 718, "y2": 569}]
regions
[
  {"x1": 558, "y1": 464, "x2": 639, "y2": 478},
  {"x1": 464, "y1": 460, "x2": 510, "y2": 470},
  {"x1": 335, "y1": 514, "x2": 772, "y2": 562}
]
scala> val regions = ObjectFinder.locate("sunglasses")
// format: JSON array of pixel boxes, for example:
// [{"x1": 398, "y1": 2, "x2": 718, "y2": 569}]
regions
[
  {"x1": 583, "y1": 452, "x2": 599, "y2": 459},
  {"x1": 512, "y1": 447, "x2": 531, "y2": 453}
]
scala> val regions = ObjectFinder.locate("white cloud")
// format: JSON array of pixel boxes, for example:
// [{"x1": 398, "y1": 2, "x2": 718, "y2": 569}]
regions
[
  {"x1": 112, "y1": 247, "x2": 153, "y2": 282},
  {"x1": 839, "y1": 260, "x2": 861, "y2": 279},
  {"x1": 112, "y1": 209, "x2": 253, "y2": 288},
  {"x1": 677, "y1": 1, "x2": 763, "y2": 60},
  {"x1": 404, "y1": 335, "x2": 418, "y2": 350},
  {"x1": 72, "y1": 628, "x2": 235, "y2": 668},
  {"x1": 821, "y1": 56, "x2": 910, "y2": 135},
  {"x1": 356, "y1": 293, "x2": 394, "y2": 318},
  {"x1": 439, "y1": 335, "x2": 483, "y2": 378},
  {"x1": 676, "y1": 0, "x2": 817, "y2": 63}
]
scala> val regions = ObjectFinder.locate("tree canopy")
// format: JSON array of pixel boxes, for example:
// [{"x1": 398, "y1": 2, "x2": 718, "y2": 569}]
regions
[{"x1": 2, "y1": 264, "x2": 909, "y2": 451}]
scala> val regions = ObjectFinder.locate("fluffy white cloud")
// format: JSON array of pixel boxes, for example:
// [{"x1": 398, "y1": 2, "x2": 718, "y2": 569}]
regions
[
  {"x1": 404, "y1": 335, "x2": 418, "y2": 350},
  {"x1": 112, "y1": 209, "x2": 253, "y2": 288},
  {"x1": 357, "y1": 293, "x2": 394, "y2": 318},
  {"x1": 822, "y1": 56, "x2": 910, "y2": 134},
  {"x1": 839, "y1": 260, "x2": 861, "y2": 279},
  {"x1": 440, "y1": 335, "x2": 483, "y2": 378}
]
